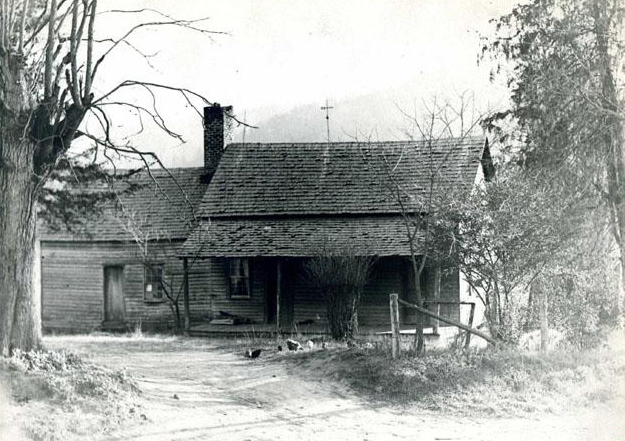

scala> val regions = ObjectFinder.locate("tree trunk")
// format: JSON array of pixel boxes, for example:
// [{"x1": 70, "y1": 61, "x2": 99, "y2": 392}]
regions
[
  {"x1": 173, "y1": 301, "x2": 182, "y2": 333},
  {"x1": 0, "y1": 138, "x2": 41, "y2": 355},
  {"x1": 183, "y1": 257, "x2": 191, "y2": 333},
  {"x1": 594, "y1": 1, "x2": 625, "y2": 323},
  {"x1": 603, "y1": 74, "x2": 625, "y2": 324},
  {"x1": 1, "y1": 49, "x2": 42, "y2": 355},
  {"x1": 539, "y1": 284, "x2": 549, "y2": 352},
  {"x1": 412, "y1": 277, "x2": 425, "y2": 355},
  {"x1": 608, "y1": 120, "x2": 625, "y2": 323},
  {"x1": 408, "y1": 258, "x2": 424, "y2": 356}
]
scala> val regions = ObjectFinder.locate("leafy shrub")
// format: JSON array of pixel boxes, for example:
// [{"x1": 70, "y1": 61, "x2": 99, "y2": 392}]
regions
[
  {"x1": 304, "y1": 239, "x2": 375, "y2": 340},
  {"x1": 527, "y1": 266, "x2": 620, "y2": 348},
  {"x1": 490, "y1": 298, "x2": 526, "y2": 345}
]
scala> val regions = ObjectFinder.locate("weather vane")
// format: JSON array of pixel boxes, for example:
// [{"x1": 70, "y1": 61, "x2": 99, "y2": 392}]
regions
[{"x1": 321, "y1": 99, "x2": 333, "y2": 143}]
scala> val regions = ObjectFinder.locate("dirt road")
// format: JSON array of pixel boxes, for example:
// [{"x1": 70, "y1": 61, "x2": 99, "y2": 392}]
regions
[{"x1": 44, "y1": 336, "x2": 624, "y2": 441}]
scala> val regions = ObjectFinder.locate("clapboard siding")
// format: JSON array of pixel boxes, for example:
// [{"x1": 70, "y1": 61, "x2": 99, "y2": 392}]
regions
[
  {"x1": 289, "y1": 261, "x2": 327, "y2": 327},
  {"x1": 41, "y1": 241, "x2": 213, "y2": 332},
  {"x1": 43, "y1": 240, "x2": 462, "y2": 333},
  {"x1": 196, "y1": 256, "x2": 460, "y2": 329},
  {"x1": 361, "y1": 258, "x2": 406, "y2": 325},
  {"x1": 196, "y1": 258, "x2": 266, "y2": 324}
]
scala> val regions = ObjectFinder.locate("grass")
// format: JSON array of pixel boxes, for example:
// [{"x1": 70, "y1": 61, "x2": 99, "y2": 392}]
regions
[
  {"x1": 257, "y1": 330, "x2": 625, "y2": 416},
  {"x1": 0, "y1": 348, "x2": 141, "y2": 441}
]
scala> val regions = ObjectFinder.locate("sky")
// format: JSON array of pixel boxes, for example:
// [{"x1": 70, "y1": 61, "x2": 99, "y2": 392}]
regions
[{"x1": 88, "y1": 0, "x2": 523, "y2": 167}]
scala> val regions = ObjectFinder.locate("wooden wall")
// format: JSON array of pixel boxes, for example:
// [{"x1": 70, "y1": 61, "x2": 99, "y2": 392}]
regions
[
  {"x1": 41, "y1": 240, "x2": 213, "y2": 332},
  {"x1": 198, "y1": 258, "x2": 267, "y2": 324},
  {"x1": 197, "y1": 256, "x2": 461, "y2": 329},
  {"x1": 401, "y1": 262, "x2": 461, "y2": 326},
  {"x1": 42, "y1": 242, "x2": 463, "y2": 334}
]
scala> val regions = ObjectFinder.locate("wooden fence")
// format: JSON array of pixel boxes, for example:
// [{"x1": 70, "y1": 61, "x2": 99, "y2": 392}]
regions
[{"x1": 389, "y1": 293, "x2": 496, "y2": 358}]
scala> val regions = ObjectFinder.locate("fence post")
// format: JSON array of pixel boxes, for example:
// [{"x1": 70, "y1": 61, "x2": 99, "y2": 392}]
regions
[
  {"x1": 390, "y1": 293, "x2": 400, "y2": 359},
  {"x1": 464, "y1": 302, "x2": 476, "y2": 350}
]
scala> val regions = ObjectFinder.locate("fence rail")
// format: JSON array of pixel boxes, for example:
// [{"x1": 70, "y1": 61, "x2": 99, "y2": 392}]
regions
[{"x1": 389, "y1": 294, "x2": 496, "y2": 358}]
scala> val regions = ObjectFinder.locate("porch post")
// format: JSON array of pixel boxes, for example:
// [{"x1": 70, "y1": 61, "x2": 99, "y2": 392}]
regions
[
  {"x1": 276, "y1": 259, "x2": 282, "y2": 333},
  {"x1": 183, "y1": 257, "x2": 191, "y2": 333}
]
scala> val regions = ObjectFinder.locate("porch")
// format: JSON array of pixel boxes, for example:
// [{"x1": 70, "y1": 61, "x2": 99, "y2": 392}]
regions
[
  {"x1": 183, "y1": 255, "x2": 461, "y2": 329},
  {"x1": 188, "y1": 321, "x2": 439, "y2": 337}
]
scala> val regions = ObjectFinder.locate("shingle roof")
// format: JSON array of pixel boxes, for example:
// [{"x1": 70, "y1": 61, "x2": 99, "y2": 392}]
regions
[
  {"x1": 41, "y1": 167, "x2": 207, "y2": 242},
  {"x1": 200, "y1": 137, "x2": 487, "y2": 217},
  {"x1": 181, "y1": 216, "x2": 424, "y2": 257}
]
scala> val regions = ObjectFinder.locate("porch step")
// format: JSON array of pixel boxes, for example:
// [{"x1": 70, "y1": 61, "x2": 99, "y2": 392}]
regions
[{"x1": 188, "y1": 323, "x2": 440, "y2": 338}]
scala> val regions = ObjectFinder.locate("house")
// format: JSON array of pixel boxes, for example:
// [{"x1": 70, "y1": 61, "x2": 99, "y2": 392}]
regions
[
  {"x1": 40, "y1": 104, "x2": 493, "y2": 335},
  {"x1": 39, "y1": 166, "x2": 212, "y2": 331},
  {"x1": 181, "y1": 105, "x2": 494, "y2": 335}
]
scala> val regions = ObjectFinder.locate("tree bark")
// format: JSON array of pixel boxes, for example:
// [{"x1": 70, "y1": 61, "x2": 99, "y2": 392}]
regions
[
  {"x1": 0, "y1": 138, "x2": 41, "y2": 355},
  {"x1": 432, "y1": 266, "x2": 441, "y2": 335},
  {"x1": 173, "y1": 302, "x2": 181, "y2": 333},
  {"x1": 409, "y1": 258, "x2": 424, "y2": 356},
  {"x1": 0, "y1": 53, "x2": 41, "y2": 355}
]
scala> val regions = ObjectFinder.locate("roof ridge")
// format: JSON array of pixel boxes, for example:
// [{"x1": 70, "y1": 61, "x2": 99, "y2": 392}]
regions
[
  {"x1": 108, "y1": 166, "x2": 205, "y2": 173},
  {"x1": 226, "y1": 136, "x2": 486, "y2": 148}
]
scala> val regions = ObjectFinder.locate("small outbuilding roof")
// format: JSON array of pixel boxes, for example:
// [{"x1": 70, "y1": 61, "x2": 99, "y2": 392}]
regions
[{"x1": 40, "y1": 167, "x2": 207, "y2": 242}]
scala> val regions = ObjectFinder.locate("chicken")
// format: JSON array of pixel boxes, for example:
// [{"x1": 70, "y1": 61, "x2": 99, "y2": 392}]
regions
[
  {"x1": 245, "y1": 348, "x2": 262, "y2": 359},
  {"x1": 286, "y1": 339, "x2": 303, "y2": 351}
]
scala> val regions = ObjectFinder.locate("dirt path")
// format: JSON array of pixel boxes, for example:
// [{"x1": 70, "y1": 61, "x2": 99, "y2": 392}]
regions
[{"x1": 45, "y1": 336, "x2": 624, "y2": 441}]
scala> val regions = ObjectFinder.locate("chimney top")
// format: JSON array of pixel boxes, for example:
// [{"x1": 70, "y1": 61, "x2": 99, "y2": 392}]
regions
[{"x1": 202, "y1": 104, "x2": 232, "y2": 182}]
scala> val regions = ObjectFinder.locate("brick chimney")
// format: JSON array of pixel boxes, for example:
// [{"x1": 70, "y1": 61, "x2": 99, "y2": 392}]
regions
[{"x1": 202, "y1": 103, "x2": 232, "y2": 181}]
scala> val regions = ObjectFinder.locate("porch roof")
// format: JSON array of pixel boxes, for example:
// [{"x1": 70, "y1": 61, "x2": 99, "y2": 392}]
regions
[{"x1": 180, "y1": 215, "x2": 423, "y2": 257}]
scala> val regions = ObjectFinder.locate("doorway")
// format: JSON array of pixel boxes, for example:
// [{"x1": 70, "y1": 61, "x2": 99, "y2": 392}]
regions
[{"x1": 103, "y1": 265, "x2": 125, "y2": 323}]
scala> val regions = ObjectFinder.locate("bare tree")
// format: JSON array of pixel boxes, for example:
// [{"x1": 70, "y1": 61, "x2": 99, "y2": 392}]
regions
[
  {"x1": 0, "y1": 1, "x2": 229, "y2": 353},
  {"x1": 357, "y1": 93, "x2": 487, "y2": 355},
  {"x1": 112, "y1": 178, "x2": 213, "y2": 333}
]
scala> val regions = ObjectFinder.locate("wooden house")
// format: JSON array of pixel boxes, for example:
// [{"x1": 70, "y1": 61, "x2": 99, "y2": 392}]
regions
[
  {"x1": 39, "y1": 167, "x2": 213, "y2": 332},
  {"x1": 180, "y1": 105, "x2": 494, "y2": 335},
  {"x1": 40, "y1": 104, "x2": 494, "y2": 335}
]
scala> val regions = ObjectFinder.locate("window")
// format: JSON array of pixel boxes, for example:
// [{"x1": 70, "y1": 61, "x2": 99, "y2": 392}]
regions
[
  {"x1": 144, "y1": 266, "x2": 164, "y2": 302},
  {"x1": 228, "y1": 258, "x2": 251, "y2": 299}
]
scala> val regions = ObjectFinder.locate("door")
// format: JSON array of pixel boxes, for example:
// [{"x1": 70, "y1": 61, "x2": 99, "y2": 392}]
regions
[
  {"x1": 279, "y1": 260, "x2": 294, "y2": 328},
  {"x1": 104, "y1": 266, "x2": 125, "y2": 323}
]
